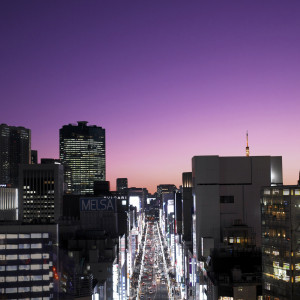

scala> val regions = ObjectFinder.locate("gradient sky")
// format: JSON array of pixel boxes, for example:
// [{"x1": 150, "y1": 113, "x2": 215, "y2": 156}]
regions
[{"x1": 1, "y1": 1, "x2": 300, "y2": 193}]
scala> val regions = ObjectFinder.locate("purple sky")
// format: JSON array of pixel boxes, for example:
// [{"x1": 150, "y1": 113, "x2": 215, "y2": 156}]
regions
[{"x1": 1, "y1": 1, "x2": 300, "y2": 193}]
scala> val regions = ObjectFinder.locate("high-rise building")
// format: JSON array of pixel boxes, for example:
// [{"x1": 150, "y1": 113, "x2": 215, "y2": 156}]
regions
[
  {"x1": 116, "y1": 178, "x2": 128, "y2": 192},
  {"x1": 60, "y1": 121, "x2": 105, "y2": 195},
  {"x1": 261, "y1": 186, "x2": 300, "y2": 300},
  {"x1": 0, "y1": 124, "x2": 31, "y2": 187},
  {"x1": 19, "y1": 162, "x2": 64, "y2": 223}
]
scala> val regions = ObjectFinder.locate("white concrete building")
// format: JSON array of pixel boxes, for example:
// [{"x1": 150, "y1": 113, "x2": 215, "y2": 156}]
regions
[{"x1": 192, "y1": 155, "x2": 282, "y2": 260}]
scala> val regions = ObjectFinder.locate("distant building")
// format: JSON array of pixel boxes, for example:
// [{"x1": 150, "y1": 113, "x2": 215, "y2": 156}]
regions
[
  {"x1": 182, "y1": 172, "x2": 193, "y2": 242},
  {"x1": 19, "y1": 163, "x2": 64, "y2": 223},
  {"x1": 261, "y1": 186, "x2": 300, "y2": 300},
  {"x1": 60, "y1": 121, "x2": 105, "y2": 195},
  {"x1": 157, "y1": 184, "x2": 177, "y2": 197},
  {"x1": 116, "y1": 178, "x2": 128, "y2": 192},
  {"x1": 0, "y1": 124, "x2": 31, "y2": 187},
  {"x1": 31, "y1": 150, "x2": 38, "y2": 164}
]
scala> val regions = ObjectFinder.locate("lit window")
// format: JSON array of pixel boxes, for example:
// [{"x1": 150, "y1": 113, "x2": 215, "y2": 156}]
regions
[
  {"x1": 31, "y1": 243, "x2": 42, "y2": 249},
  {"x1": 6, "y1": 266, "x2": 17, "y2": 271},
  {"x1": 18, "y1": 275, "x2": 30, "y2": 281},
  {"x1": 19, "y1": 254, "x2": 30, "y2": 260},
  {"x1": 31, "y1": 264, "x2": 42, "y2": 270},
  {"x1": 6, "y1": 234, "x2": 17, "y2": 239},
  {"x1": 6, "y1": 254, "x2": 17, "y2": 260},
  {"x1": 19, "y1": 265, "x2": 30, "y2": 270},
  {"x1": 6, "y1": 276, "x2": 17, "y2": 282},
  {"x1": 31, "y1": 275, "x2": 42, "y2": 281},
  {"x1": 6, "y1": 287, "x2": 17, "y2": 293},
  {"x1": 31, "y1": 233, "x2": 42, "y2": 238},
  {"x1": 18, "y1": 287, "x2": 30, "y2": 292},
  {"x1": 283, "y1": 189, "x2": 290, "y2": 195},
  {"x1": 31, "y1": 285, "x2": 43, "y2": 292}
]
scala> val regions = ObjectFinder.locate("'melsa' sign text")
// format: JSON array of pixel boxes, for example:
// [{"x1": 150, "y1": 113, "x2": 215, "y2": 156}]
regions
[{"x1": 80, "y1": 197, "x2": 115, "y2": 211}]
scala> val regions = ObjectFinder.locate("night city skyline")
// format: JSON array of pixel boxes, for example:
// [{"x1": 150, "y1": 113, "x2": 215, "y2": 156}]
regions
[{"x1": 1, "y1": 1, "x2": 300, "y2": 193}]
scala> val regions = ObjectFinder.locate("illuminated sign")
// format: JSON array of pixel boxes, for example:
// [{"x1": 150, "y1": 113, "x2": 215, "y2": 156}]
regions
[{"x1": 80, "y1": 198, "x2": 116, "y2": 211}]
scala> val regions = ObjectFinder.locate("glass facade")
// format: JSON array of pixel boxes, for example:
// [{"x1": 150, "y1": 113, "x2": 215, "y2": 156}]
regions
[{"x1": 60, "y1": 121, "x2": 105, "y2": 195}]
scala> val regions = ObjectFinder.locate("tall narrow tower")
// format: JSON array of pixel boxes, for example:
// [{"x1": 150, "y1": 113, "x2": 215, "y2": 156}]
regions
[{"x1": 246, "y1": 131, "x2": 250, "y2": 157}]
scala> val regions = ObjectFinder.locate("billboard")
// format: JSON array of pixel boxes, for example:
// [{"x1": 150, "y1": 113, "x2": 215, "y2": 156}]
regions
[{"x1": 80, "y1": 197, "x2": 116, "y2": 212}]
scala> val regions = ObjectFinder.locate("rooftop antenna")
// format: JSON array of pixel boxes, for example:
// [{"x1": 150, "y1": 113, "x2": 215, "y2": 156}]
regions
[{"x1": 246, "y1": 131, "x2": 250, "y2": 157}]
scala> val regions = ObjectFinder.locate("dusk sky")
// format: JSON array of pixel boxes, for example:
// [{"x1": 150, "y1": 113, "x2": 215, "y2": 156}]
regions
[{"x1": 1, "y1": 1, "x2": 300, "y2": 193}]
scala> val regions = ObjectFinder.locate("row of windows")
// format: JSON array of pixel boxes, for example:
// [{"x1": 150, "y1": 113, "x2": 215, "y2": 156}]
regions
[
  {"x1": 2, "y1": 286, "x2": 51, "y2": 293},
  {"x1": 0, "y1": 233, "x2": 48, "y2": 239},
  {"x1": 0, "y1": 274, "x2": 50, "y2": 282},
  {"x1": 0, "y1": 253, "x2": 49, "y2": 259},
  {"x1": 0, "y1": 264, "x2": 51, "y2": 271}
]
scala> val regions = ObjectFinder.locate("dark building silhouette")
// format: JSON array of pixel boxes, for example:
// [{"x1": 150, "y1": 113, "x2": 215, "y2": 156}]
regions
[
  {"x1": 117, "y1": 178, "x2": 128, "y2": 192},
  {"x1": 0, "y1": 124, "x2": 31, "y2": 187},
  {"x1": 31, "y1": 149, "x2": 38, "y2": 164},
  {"x1": 60, "y1": 121, "x2": 105, "y2": 195},
  {"x1": 116, "y1": 178, "x2": 128, "y2": 192}
]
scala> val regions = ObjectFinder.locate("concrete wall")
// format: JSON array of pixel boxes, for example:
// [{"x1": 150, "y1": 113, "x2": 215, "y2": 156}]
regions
[{"x1": 192, "y1": 155, "x2": 283, "y2": 259}]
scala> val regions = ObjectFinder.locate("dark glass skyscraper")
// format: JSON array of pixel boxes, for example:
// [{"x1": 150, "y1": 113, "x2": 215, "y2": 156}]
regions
[
  {"x1": 59, "y1": 121, "x2": 105, "y2": 195},
  {"x1": 0, "y1": 124, "x2": 31, "y2": 187}
]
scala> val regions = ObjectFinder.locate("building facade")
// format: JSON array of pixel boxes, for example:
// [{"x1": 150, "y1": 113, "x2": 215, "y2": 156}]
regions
[
  {"x1": 261, "y1": 186, "x2": 300, "y2": 299},
  {"x1": 19, "y1": 163, "x2": 64, "y2": 223},
  {"x1": 191, "y1": 155, "x2": 283, "y2": 299},
  {"x1": 0, "y1": 223, "x2": 58, "y2": 299},
  {"x1": 0, "y1": 124, "x2": 31, "y2": 187},
  {"x1": 60, "y1": 121, "x2": 105, "y2": 195}
]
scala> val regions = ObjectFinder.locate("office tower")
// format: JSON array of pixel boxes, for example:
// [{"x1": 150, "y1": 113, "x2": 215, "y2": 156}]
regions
[
  {"x1": 0, "y1": 223, "x2": 58, "y2": 299},
  {"x1": 31, "y1": 150, "x2": 38, "y2": 164},
  {"x1": 0, "y1": 124, "x2": 31, "y2": 187},
  {"x1": 0, "y1": 186, "x2": 18, "y2": 221},
  {"x1": 261, "y1": 186, "x2": 300, "y2": 300},
  {"x1": 116, "y1": 178, "x2": 128, "y2": 192},
  {"x1": 19, "y1": 162, "x2": 64, "y2": 223},
  {"x1": 192, "y1": 155, "x2": 282, "y2": 299},
  {"x1": 60, "y1": 121, "x2": 105, "y2": 195}
]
